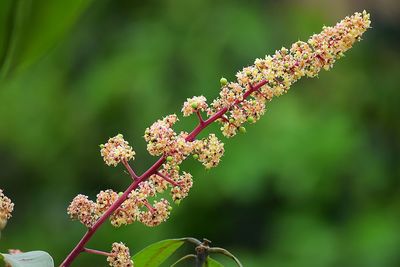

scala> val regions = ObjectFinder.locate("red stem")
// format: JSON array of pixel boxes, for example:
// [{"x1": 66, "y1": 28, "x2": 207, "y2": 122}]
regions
[
  {"x1": 196, "y1": 110, "x2": 205, "y2": 124},
  {"x1": 143, "y1": 200, "x2": 155, "y2": 213},
  {"x1": 83, "y1": 248, "x2": 112, "y2": 257},
  {"x1": 156, "y1": 171, "x2": 179, "y2": 187},
  {"x1": 60, "y1": 79, "x2": 267, "y2": 267},
  {"x1": 122, "y1": 159, "x2": 139, "y2": 180}
]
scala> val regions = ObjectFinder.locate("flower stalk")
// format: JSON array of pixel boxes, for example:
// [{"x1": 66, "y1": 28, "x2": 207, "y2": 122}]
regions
[{"x1": 61, "y1": 11, "x2": 370, "y2": 266}]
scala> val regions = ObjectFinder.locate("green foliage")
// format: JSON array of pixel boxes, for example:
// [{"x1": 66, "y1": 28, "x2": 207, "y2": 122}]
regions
[
  {"x1": 206, "y1": 257, "x2": 224, "y2": 267},
  {"x1": 1, "y1": 251, "x2": 53, "y2": 267},
  {"x1": 132, "y1": 239, "x2": 184, "y2": 267},
  {"x1": 0, "y1": 0, "x2": 92, "y2": 78},
  {"x1": 0, "y1": 254, "x2": 5, "y2": 267}
]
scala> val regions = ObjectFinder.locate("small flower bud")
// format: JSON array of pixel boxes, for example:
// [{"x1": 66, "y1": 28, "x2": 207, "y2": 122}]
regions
[
  {"x1": 239, "y1": 126, "x2": 247, "y2": 133},
  {"x1": 247, "y1": 116, "x2": 255, "y2": 123},
  {"x1": 193, "y1": 154, "x2": 199, "y2": 160},
  {"x1": 191, "y1": 102, "x2": 198, "y2": 109},
  {"x1": 229, "y1": 118, "x2": 235, "y2": 123},
  {"x1": 166, "y1": 156, "x2": 173, "y2": 162},
  {"x1": 220, "y1": 77, "x2": 228, "y2": 86}
]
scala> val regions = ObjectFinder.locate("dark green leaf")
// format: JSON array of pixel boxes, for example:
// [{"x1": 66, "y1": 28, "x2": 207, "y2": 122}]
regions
[
  {"x1": 132, "y1": 239, "x2": 185, "y2": 267},
  {"x1": 2, "y1": 251, "x2": 54, "y2": 267}
]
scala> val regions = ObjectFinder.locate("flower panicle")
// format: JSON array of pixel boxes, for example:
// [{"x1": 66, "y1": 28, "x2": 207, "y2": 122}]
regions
[{"x1": 68, "y1": 11, "x2": 370, "y2": 230}]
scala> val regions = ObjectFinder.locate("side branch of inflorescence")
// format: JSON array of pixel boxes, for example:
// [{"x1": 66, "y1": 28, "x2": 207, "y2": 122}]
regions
[
  {"x1": 83, "y1": 248, "x2": 112, "y2": 257},
  {"x1": 60, "y1": 80, "x2": 267, "y2": 267},
  {"x1": 156, "y1": 171, "x2": 179, "y2": 187}
]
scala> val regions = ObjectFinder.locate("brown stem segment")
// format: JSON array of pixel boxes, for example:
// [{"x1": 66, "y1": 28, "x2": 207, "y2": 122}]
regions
[
  {"x1": 156, "y1": 171, "x2": 179, "y2": 187},
  {"x1": 60, "y1": 80, "x2": 267, "y2": 267},
  {"x1": 196, "y1": 110, "x2": 205, "y2": 125},
  {"x1": 143, "y1": 200, "x2": 155, "y2": 213},
  {"x1": 122, "y1": 159, "x2": 139, "y2": 180},
  {"x1": 83, "y1": 248, "x2": 112, "y2": 257}
]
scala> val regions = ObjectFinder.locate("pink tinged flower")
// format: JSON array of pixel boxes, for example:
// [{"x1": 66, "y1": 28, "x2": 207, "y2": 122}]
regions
[
  {"x1": 96, "y1": 190, "x2": 118, "y2": 215},
  {"x1": 149, "y1": 173, "x2": 169, "y2": 193},
  {"x1": 107, "y1": 242, "x2": 134, "y2": 267},
  {"x1": 144, "y1": 114, "x2": 179, "y2": 156},
  {"x1": 137, "y1": 181, "x2": 156, "y2": 200},
  {"x1": 182, "y1": 96, "x2": 208, "y2": 117},
  {"x1": 100, "y1": 134, "x2": 135, "y2": 167},
  {"x1": 193, "y1": 134, "x2": 225, "y2": 169},
  {"x1": 67, "y1": 194, "x2": 97, "y2": 228},
  {"x1": 110, "y1": 181, "x2": 159, "y2": 227},
  {"x1": 171, "y1": 172, "x2": 193, "y2": 203},
  {"x1": 144, "y1": 115, "x2": 194, "y2": 165},
  {"x1": 139, "y1": 198, "x2": 171, "y2": 227},
  {"x1": 149, "y1": 163, "x2": 180, "y2": 193},
  {"x1": 0, "y1": 189, "x2": 14, "y2": 230},
  {"x1": 110, "y1": 196, "x2": 140, "y2": 227}
]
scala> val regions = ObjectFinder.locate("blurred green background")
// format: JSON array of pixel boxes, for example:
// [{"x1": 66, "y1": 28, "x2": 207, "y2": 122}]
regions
[{"x1": 1, "y1": 0, "x2": 399, "y2": 266}]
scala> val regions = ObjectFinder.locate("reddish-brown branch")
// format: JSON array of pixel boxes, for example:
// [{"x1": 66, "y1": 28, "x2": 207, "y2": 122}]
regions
[
  {"x1": 143, "y1": 200, "x2": 155, "y2": 213},
  {"x1": 122, "y1": 159, "x2": 139, "y2": 180},
  {"x1": 156, "y1": 171, "x2": 179, "y2": 187},
  {"x1": 60, "y1": 79, "x2": 267, "y2": 267},
  {"x1": 83, "y1": 248, "x2": 112, "y2": 257},
  {"x1": 220, "y1": 116, "x2": 229, "y2": 123},
  {"x1": 196, "y1": 110, "x2": 205, "y2": 124}
]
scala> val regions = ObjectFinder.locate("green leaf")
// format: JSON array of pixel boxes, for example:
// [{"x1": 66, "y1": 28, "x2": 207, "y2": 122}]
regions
[
  {"x1": 2, "y1": 251, "x2": 54, "y2": 267},
  {"x1": 170, "y1": 254, "x2": 196, "y2": 266},
  {"x1": 0, "y1": 254, "x2": 6, "y2": 267},
  {"x1": 0, "y1": 0, "x2": 92, "y2": 79},
  {"x1": 206, "y1": 257, "x2": 224, "y2": 267},
  {"x1": 132, "y1": 239, "x2": 185, "y2": 267}
]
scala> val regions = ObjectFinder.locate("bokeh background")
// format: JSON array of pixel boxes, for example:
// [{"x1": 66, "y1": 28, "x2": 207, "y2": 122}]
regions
[{"x1": 1, "y1": 0, "x2": 399, "y2": 266}]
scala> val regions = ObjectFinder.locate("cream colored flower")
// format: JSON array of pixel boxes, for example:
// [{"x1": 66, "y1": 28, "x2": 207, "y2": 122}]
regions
[
  {"x1": 107, "y1": 242, "x2": 134, "y2": 267},
  {"x1": 100, "y1": 134, "x2": 135, "y2": 167}
]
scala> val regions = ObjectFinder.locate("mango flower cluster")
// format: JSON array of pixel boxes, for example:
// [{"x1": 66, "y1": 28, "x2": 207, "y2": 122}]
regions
[
  {"x1": 68, "y1": 11, "x2": 370, "y2": 232},
  {"x1": 64, "y1": 12, "x2": 370, "y2": 267},
  {"x1": 107, "y1": 242, "x2": 133, "y2": 267},
  {"x1": 0, "y1": 189, "x2": 14, "y2": 230},
  {"x1": 100, "y1": 134, "x2": 135, "y2": 166}
]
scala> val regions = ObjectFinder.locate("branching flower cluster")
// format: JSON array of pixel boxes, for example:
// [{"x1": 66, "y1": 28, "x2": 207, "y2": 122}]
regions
[
  {"x1": 107, "y1": 243, "x2": 133, "y2": 267},
  {"x1": 62, "y1": 11, "x2": 371, "y2": 267}
]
